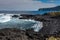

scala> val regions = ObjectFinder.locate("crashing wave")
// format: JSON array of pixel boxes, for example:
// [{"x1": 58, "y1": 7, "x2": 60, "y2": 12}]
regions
[
  {"x1": 0, "y1": 14, "x2": 12, "y2": 23},
  {"x1": 32, "y1": 21, "x2": 43, "y2": 32}
]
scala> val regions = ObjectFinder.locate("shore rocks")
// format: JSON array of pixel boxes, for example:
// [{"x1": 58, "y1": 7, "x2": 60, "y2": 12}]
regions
[
  {"x1": 19, "y1": 13, "x2": 60, "y2": 37},
  {"x1": 0, "y1": 28, "x2": 45, "y2": 40}
]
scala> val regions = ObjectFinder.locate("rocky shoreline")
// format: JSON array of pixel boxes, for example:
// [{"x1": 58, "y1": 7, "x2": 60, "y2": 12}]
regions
[
  {"x1": 0, "y1": 12, "x2": 60, "y2": 40},
  {"x1": 0, "y1": 28, "x2": 45, "y2": 40},
  {"x1": 19, "y1": 12, "x2": 60, "y2": 35}
]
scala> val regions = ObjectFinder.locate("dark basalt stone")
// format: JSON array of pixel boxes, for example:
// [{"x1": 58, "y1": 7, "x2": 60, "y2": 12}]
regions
[
  {"x1": 0, "y1": 28, "x2": 44, "y2": 40},
  {"x1": 12, "y1": 15, "x2": 19, "y2": 18}
]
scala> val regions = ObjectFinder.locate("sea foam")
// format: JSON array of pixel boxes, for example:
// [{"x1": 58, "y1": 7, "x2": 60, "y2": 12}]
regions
[
  {"x1": 32, "y1": 21, "x2": 43, "y2": 32},
  {"x1": 0, "y1": 14, "x2": 12, "y2": 23}
]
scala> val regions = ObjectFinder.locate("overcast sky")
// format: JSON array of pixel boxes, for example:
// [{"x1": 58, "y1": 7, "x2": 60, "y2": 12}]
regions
[{"x1": 0, "y1": 0, "x2": 60, "y2": 11}]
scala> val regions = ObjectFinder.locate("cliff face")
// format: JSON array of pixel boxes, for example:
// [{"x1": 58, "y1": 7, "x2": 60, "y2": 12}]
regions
[{"x1": 39, "y1": 6, "x2": 60, "y2": 11}]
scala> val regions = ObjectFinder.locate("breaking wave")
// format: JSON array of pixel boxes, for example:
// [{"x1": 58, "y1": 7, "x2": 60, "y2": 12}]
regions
[
  {"x1": 0, "y1": 14, "x2": 12, "y2": 23},
  {"x1": 32, "y1": 21, "x2": 43, "y2": 32}
]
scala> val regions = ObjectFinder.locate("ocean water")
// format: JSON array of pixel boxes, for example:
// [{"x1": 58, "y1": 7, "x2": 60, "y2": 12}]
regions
[
  {"x1": 0, "y1": 11, "x2": 59, "y2": 15},
  {"x1": 0, "y1": 14, "x2": 43, "y2": 32}
]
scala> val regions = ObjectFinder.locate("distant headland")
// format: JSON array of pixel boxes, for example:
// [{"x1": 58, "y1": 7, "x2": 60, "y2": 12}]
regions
[{"x1": 39, "y1": 6, "x2": 60, "y2": 11}]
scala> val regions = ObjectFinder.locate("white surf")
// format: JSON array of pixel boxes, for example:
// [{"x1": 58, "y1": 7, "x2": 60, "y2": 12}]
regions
[{"x1": 0, "y1": 14, "x2": 12, "y2": 23}]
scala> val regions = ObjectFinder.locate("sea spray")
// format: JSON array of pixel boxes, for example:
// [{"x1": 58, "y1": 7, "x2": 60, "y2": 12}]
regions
[
  {"x1": 32, "y1": 21, "x2": 43, "y2": 32},
  {"x1": 0, "y1": 14, "x2": 12, "y2": 23}
]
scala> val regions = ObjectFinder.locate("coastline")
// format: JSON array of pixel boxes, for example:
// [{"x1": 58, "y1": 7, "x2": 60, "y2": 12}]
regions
[{"x1": 0, "y1": 12, "x2": 60, "y2": 40}]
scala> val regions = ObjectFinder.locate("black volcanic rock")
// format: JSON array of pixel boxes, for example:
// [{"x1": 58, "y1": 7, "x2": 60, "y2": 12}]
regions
[
  {"x1": 0, "y1": 28, "x2": 45, "y2": 40},
  {"x1": 39, "y1": 6, "x2": 60, "y2": 11},
  {"x1": 12, "y1": 15, "x2": 19, "y2": 18}
]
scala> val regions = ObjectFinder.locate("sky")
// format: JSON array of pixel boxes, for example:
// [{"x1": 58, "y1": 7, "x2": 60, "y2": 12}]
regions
[{"x1": 0, "y1": 0, "x2": 60, "y2": 11}]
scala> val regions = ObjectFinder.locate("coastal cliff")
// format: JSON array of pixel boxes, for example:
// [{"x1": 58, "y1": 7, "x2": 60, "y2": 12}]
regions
[{"x1": 39, "y1": 6, "x2": 60, "y2": 11}]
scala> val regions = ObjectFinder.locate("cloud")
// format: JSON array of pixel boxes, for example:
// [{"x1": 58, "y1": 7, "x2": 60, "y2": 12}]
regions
[
  {"x1": 45, "y1": 0, "x2": 60, "y2": 3},
  {"x1": 0, "y1": 0, "x2": 57, "y2": 11},
  {"x1": 47, "y1": 0, "x2": 55, "y2": 2}
]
